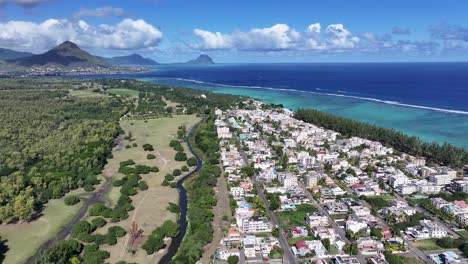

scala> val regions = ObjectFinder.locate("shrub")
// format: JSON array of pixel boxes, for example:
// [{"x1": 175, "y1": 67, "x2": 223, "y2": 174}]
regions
[
  {"x1": 173, "y1": 169, "x2": 182, "y2": 176},
  {"x1": 167, "y1": 202, "x2": 180, "y2": 214},
  {"x1": 181, "y1": 165, "x2": 189, "y2": 172},
  {"x1": 170, "y1": 182, "x2": 177, "y2": 188},
  {"x1": 142, "y1": 235, "x2": 165, "y2": 255},
  {"x1": 132, "y1": 143, "x2": 138, "y2": 147},
  {"x1": 147, "y1": 154, "x2": 156, "y2": 160},
  {"x1": 105, "y1": 235, "x2": 117, "y2": 245},
  {"x1": 142, "y1": 143, "x2": 154, "y2": 151},
  {"x1": 162, "y1": 180, "x2": 170, "y2": 186},
  {"x1": 187, "y1": 157, "x2": 197, "y2": 167},
  {"x1": 89, "y1": 203, "x2": 108, "y2": 216},
  {"x1": 135, "y1": 165, "x2": 151, "y2": 174},
  {"x1": 165, "y1": 174, "x2": 175, "y2": 181},
  {"x1": 71, "y1": 221, "x2": 95, "y2": 238},
  {"x1": 108, "y1": 226, "x2": 127, "y2": 237},
  {"x1": 174, "y1": 151, "x2": 187, "y2": 161},
  {"x1": 150, "y1": 166, "x2": 159, "y2": 172},
  {"x1": 120, "y1": 159, "x2": 135, "y2": 167},
  {"x1": 84, "y1": 185, "x2": 95, "y2": 192},
  {"x1": 113, "y1": 179, "x2": 124, "y2": 187},
  {"x1": 138, "y1": 181, "x2": 149, "y2": 191},
  {"x1": 91, "y1": 217, "x2": 107, "y2": 228},
  {"x1": 169, "y1": 140, "x2": 180, "y2": 148},
  {"x1": 64, "y1": 195, "x2": 80, "y2": 206}
]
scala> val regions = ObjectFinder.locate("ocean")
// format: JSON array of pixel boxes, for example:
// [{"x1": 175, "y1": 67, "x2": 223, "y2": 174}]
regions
[{"x1": 111, "y1": 63, "x2": 468, "y2": 149}]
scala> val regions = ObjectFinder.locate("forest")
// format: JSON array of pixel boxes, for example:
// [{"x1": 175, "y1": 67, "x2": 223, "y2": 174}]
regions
[
  {"x1": 295, "y1": 108, "x2": 468, "y2": 168},
  {"x1": 0, "y1": 80, "x2": 126, "y2": 223}
]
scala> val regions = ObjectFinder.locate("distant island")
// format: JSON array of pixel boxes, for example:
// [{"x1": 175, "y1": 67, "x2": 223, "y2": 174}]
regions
[{"x1": 186, "y1": 54, "x2": 214, "y2": 65}]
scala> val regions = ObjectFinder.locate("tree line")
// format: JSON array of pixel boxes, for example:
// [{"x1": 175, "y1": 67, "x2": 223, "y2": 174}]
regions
[{"x1": 295, "y1": 108, "x2": 467, "y2": 168}]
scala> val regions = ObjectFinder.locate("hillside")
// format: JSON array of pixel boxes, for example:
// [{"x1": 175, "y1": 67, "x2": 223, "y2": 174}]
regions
[
  {"x1": 186, "y1": 54, "x2": 214, "y2": 64},
  {"x1": 101, "y1": 54, "x2": 158, "y2": 66},
  {"x1": 9, "y1": 41, "x2": 108, "y2": 68},
  {"x1": 0, "y1": 48, "x2": 34, "y2": 60}
]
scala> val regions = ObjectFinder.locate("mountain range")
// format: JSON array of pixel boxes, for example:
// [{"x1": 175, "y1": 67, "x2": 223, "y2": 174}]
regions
[{"x1": 0, "y1": 41, "x2": 214, "y2": 71}]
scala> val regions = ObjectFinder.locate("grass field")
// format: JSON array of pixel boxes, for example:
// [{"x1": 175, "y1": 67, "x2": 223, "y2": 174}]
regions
[
  {"x1": 0, "y1": 194, "x2": 83, "y2": 264},
  {"x1": 413, "y1": 239, "x2": 445, "y2": 251},
  {"x1": 96, "y1": 115, "x2": 200, "y2": 264},
  {"x1": 107, "y1": 88, "x2": 140, "y2": 96},
  {"x1": 457, "y1": 230, "x2": 468, "y2": 240},
  {"x1": 69, "y1": 89, "x2": 107, "y2": 98}
]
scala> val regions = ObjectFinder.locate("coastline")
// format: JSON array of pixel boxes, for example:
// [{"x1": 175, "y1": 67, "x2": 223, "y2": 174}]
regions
[{"x1": 138, "y1": 77, "x2": 468, "y2": 149}]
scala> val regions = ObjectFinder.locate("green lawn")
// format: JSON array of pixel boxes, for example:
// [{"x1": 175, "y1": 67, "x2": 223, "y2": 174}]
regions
[
  {"x1": 107, "y1": 88, "x2": 140, "y2": 96},
  {"x1": 457, "y1": 230, "x2": 468, "y2": 240},
  {"x1": 413, "y1": 239, "x2": 445, "y2": 251},
  {"x1": 276, "y1": 204, "x2": 318, "y2": 228},
  {"x1": 0, "y1": 196, "x2": 82, "y2": 264}
]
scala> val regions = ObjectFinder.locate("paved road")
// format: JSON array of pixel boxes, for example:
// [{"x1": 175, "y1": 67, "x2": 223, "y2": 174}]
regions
[
  {"x1": 299, "y1": 183, "x2": 350, "y2": 245},
  {"x1": 237, "y1": 138, "x2": 297, "y2": 264}
]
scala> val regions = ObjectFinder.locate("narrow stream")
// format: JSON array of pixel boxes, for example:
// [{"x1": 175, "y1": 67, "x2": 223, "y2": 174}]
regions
[{"x1": 158, "y1": 119, "x2": 203, "y2": 264}]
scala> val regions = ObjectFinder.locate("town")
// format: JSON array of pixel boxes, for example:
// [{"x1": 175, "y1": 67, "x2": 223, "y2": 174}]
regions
[{"x1": 213, "y1": 101, "x2": 468, "y2": 264}]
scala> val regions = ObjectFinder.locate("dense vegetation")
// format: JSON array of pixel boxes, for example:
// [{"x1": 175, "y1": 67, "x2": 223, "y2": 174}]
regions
[
  {"x1": 0, "y1": 80, "x2": 125, "y2": 223},
  {"x1": 172, "y1": 113, "x2": 222, "y2": 264},
  {"x1": 295, "y1": 108, "x2": 467, "y2": 167}
]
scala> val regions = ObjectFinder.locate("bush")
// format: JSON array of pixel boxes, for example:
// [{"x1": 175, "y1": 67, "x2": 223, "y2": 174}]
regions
[
  {"x1": 142, "y1": 235, "x2": 165, "y2": 255},
  {"x1": 173, "y1": 169, "x2": 182, "y2": 176},
  {"x1": 165, "y1": 174, "x2": 175, "y2": 181},
  {"x1": 71, "y1": 221, "x2": 95, "y2": 238},
  {"x1": 169, "y1": 140, "x2": 180, "y2": 147},
  {"x1": 138, "y1": 181, "x2": 149, "y2": 191},
  {"x1": 142, "y1": 143, "x2": 154, "y2": 151},
  {"x1": 132, "y1": 143, "x2": 138, "y2": 147},
  {"x1": 37, "y1": 239, "x2": 82, "y2": 264},
  {"x1": 135, "y1": 165, "x2": 151, "y2": 174},
  {"x1": 84, "y1": 185, "x2": 95, "y2": 192},
  {"x1": 113, "y1": 179, "x2": 124, "y2": 187},
  {"x1": 120, "y1": 159, "x2": 135, "y2": 167},
  {"x1": 187, "y1": 157, "x2": 197, "y2": 167},
  {"x1": 108, "y1": 226, "x2": 127, "y2": 237},
  {"x1": 91, "y1": 217, "x2": 107, "y2": 228},
  {"x1": 162, "y1": 180, "x2": 170, "y2": 186},
  {"x1": 167, "y1": 202, "x2": 180, "y2": 214},
  {"x1": 89, "y1": 203, "x2": 108, "y2": 216},
  {"x1": 174, "y1": 151, "x2": 187, "y2": 161},
  {"x1": 64, "y1": 195, "x2": 80, "y2": 206},
  {"x1": 170, "y1": 182, "x2": 177, "y2": 188},
  {"x1": 181, "y1": 165, "x2": 189, "y2": 172},
  {"x1": 105, "y1": 234, "x2": 117, "y2": 245},
  {"x1": 228, "y1": 255, "x2": 239, "y2": 264},
  {"x1": 150, "y1": 166, "x2": 159, "y2": 172},
  {"x1": 147, "y1": 154, "x2": 156, "y2": 160}
]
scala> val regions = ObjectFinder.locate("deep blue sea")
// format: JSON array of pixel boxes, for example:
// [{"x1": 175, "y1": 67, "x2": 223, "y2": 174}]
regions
[{"x1": 96, "y1": 63, "x2": 468, "y2": 148}]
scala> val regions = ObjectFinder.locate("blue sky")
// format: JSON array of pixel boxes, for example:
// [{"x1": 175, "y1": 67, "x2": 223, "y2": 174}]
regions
[{"x1": 1, "y1": 0, "x2": 468, "y2": 62}]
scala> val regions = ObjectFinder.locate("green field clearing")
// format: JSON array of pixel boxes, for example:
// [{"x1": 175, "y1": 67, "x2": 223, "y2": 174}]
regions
[
  {"x1": 97, "y1": 114, "x2": 200, "y2": 264},
  {"x1": 413, "y1": 239, "x2": 445, "y2": 251},
  {"x1": 107, "y1": 88, "x2": 140, "y2": 96},
  {"x1": 0, "y1": 195, "x2": 83, "y2": 264}
]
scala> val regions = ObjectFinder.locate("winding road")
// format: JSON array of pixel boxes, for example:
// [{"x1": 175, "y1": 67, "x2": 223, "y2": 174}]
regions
[{"x1": 158, "y1": 118, "x2": 204, "y2": 264}]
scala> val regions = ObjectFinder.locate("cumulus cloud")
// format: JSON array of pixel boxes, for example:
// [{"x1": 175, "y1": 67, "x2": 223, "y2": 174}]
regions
[
  {"x1": 326, "y1": 24, "x2": 360, "y2": 49},
  {"x1": 392, "y1": 27, "x2": 411, "y2": 35},
  {"x1": 193, "y1": 23, "x2": 359, "y2": 52},
  {"x1": 193, "y1": 29, "x2": 233, "y2": 50},
  {"x1": 73, "y1": 6, "x2": 125, "y2": 19},
  {"x1": 0, "y1": 18, "x2": 163, "y2": 52},
  {"x1": 0, "y1": 0, "x2": 47, "y2": 7}
]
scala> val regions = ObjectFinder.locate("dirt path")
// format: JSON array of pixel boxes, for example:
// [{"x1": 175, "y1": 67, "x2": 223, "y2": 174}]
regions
[
  {"x1": 199, "y1": 171, "x2": 231, "y2": 263},
  {"x1": 26, "y1": 136, "x2": 123, "y2": 264}
]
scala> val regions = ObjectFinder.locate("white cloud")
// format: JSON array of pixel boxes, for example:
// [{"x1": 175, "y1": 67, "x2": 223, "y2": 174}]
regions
[
  {"x1": 326, "y1": 24, "x2": 360, "y2": 49},
  {"x1": 0, "y1": 18, "x2": 163, "y2": 52},
  {"x1": 192, "y1": 23, "x2": 358, "y2": 52},
  {"x1": 73, "y1": 6, "x2": 125, "y2": 19},
  {"x1": 193, "y1": 29, "x2": 233, "y2": 50}
]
